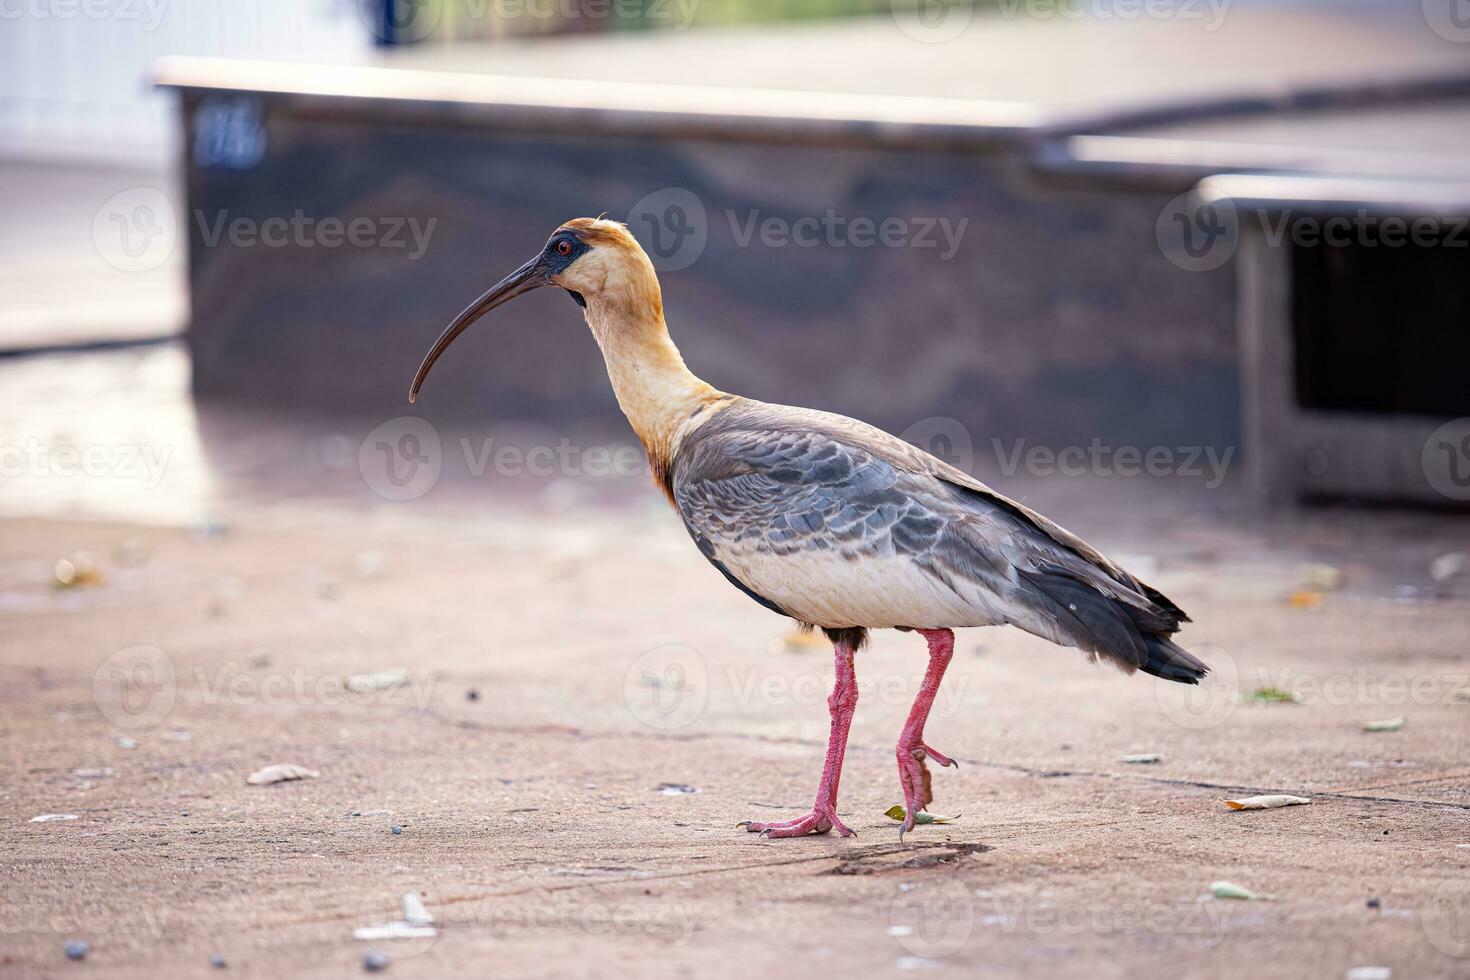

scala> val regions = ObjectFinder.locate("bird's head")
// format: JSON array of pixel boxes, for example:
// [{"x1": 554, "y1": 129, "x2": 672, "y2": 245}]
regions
[{"x1": 409, "y1": 217, "x2": 662, "y2": 403}]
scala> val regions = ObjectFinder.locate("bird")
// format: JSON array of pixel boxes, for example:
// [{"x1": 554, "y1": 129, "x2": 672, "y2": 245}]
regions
[{"x1": 409, "y1": 217, "x2": 1207, "y2": 838}]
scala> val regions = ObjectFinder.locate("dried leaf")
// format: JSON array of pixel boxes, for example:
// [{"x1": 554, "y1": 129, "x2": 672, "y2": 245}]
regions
[
  {"x1": 1244, "y1": 687, "x2": 1299, "y2": 704},
  {"x1": 53, "y1": 553, "x2": 103, "y2": 589},
  {"x1": 884, "y1": 805, "x2": 960, "y2": 825},
  {"x1": 1362, "y1": 716, "x2": 1405, "y2": 732},
  {"x1": 768, "y1": 629, "x2": 828, "y2": 655},
  {"x1": 1222, "y1": 795, "x2": 1311, "y2": 810},
  {"x1": 1287, "y1": 589, "x2": 1324, "y2": 610},
  {"x1": 1211, "y1": 880, "x2": 1274, "y2": 901},
  {"x1": 246, "y1": 763, "x2": 320, "y2": 785}
]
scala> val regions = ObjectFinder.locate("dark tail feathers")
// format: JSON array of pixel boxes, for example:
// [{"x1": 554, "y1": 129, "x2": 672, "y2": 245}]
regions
[{"x1": 1139, "y1": 635, "x2": 1209, "y2": 685}]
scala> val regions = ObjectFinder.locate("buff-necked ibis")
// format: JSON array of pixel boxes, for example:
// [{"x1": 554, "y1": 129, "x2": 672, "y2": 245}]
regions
[{"x1": 409, "y1": 218, "x2": 1206, "y2": 838}]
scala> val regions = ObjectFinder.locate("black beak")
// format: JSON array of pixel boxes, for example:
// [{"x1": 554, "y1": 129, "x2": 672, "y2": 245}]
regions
[{"x1": 408, "y1": 254, "x2": 547, "y2": 403}]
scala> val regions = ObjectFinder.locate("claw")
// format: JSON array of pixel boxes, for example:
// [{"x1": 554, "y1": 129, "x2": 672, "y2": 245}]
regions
[{"x1": 923, "y1": 744, "x2": 958, "y2": 769}]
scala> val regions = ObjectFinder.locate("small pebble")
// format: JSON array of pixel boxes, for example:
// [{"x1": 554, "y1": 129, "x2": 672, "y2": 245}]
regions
[
  {"x1": 363, "y1": 949, "x2": 389, "y2": 972},
  {"x1": 391, "y1": 825, "x2": 403, "y2": 835},
  {"x1": 466, "y1": 689, "x2": 480, "y2": 702},
  {"x1": 1366, "y1": 897, "x2": 1380, "y2": 910},
  {"x1": 64, "y1": 940, "x2": 89, "y2": 960},
  {"x1": 211, "y1": 953, "x2": 227, "y2": 968}
]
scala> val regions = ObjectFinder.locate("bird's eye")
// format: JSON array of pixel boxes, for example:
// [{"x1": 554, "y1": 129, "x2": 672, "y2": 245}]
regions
[{"x1": 556, "y1": 240, "x2": 573, "y2": 256}]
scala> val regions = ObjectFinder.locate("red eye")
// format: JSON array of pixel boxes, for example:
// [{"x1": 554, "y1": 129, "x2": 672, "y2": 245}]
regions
[{"x1": 556, "y1": 240, "x2": 572, "y2": 256}]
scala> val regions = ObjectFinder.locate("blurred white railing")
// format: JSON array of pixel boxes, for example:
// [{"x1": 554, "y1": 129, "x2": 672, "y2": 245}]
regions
[{"x1": 0, "y1": 0, "x2": 371, "y2": 166}]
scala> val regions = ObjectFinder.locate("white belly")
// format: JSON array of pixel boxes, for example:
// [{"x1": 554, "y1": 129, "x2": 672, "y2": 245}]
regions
[{"x1": 719, "y1": 547, "x2": 1008, "y2": 630}]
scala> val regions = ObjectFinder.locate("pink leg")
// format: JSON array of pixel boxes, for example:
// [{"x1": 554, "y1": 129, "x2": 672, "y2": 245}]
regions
[
  {"x1": 896, "y1": 628, "x2": 958, "y2": 835},
  {"x1": 739, "y1": 640, "x2": 858, "y2": 838}
]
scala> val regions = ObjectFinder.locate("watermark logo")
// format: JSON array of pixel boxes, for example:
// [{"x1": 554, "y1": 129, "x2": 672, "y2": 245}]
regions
[
  {"x1": 1424, "y1": 0, "x2": 1470, "y2": 42},
  {"x1": 627, "y1": 188, "x2": 709, "y2": 272},
  {"x1": 624, "y1": 644, "x2": 708, "y2": 730},
  {"x1": 727, "y1": 210, "x2": 968, "y2": 260},
  {"x1": 359, "y1": 417, "x2": 443, "y2": 501},
  {"x1": 1423, "y1": 891, "x2": 1470, "y2": 958},
  {"x1": 889, "y1": 0, "x2": 973, "y2": 43},
  {"x1": 899, "y1": 416, "x2": 977, "y2": 474},
  {"x1": 192, "y1": 210, "x2": 437, "y2": 258},
  {"x1": 358, "y1": 0, "x2": 441, "y2": 43},
  {"x1": 1422, "y1": 418, "x2": 1470, "y2": 501},
  {"x1": 1156, "y1": 192, "x2": 1239, "y2": 272},
  {"x1": 93, "y1": 645, "x2": 176, "y2": 730},
  {"x1": 889, "y1": 879, "x2": 975, "y2": 958},
  {"x1": 995, "y1": 0, "x2": 1230, "y2": 30},
  {"x1": 0, "y1": 0, "x2": 169, "y2": 30},
  {"x1": 93, "y1": 187, "x2": 177, "y2": 273},
  {"x1": 0, "y1": 438, "x2": 172, "y2": 489},
  {"x1": 1154, "y1": 643, "x2": 1237, "y2": 730}
]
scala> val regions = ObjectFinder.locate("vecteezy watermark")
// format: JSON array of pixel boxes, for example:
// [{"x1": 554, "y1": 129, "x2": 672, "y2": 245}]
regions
[
  {"x1": 93, "y1": 646, "x2": 436, "y2": 731},
  {"x1": 897, "y1": 418, "x2": 1234, "y2": 487},
  {"x1": 1252, "y1": 667, "x2": 1470, "y2": 708},
  {"x1": 484, "y1": 0, "x2": 698, "y2": 28},
  {"x1": 476, "y1": 895, "x2": 699, "y2": 945},
  {"x1": 727, "y1": 211, "x2": 969, "y2": 261},
  {"x1": 357, "y1": 0, "x2": 698, "y2": 43},
  {"x1": 1423, "y1": 418, "x2": 1470, "y2": 502},
  {"x1": 356, "y1": 418, "x2": 651, "y2": 502},
  {"x1": 970, "y1": 891, "x2": 1235, "y2": 945},
  {"x1": 459, "y1": 438, "x2": 645, "y2": 480},
  {"x1": 626, "y1": 188, "x2": 971, "y2": 272},
  {"x1": 995, "y1": 0, "x2": 1230, "y2": 29},
  {"x1": 723, "y1": 665, "x2": 972, "y2": 716},
  {"x1": 624, "y1": 644, "x2": 709, "y2": 731},
  {"x1": 1423, "y1": 0, "x2": 1470, "y2": 43},
  {"x1": 992, "y1": 438, "x2": 1235, "y2": 488},
  {"x1": 0, "y1": 896, "x2": 167, "y2": 947},
  {"x1": 193, "y1": 210, "x2": 437, "y2": 259},
  {"x1": 888, "y1": 0, "x2": 973, "y2": 43},
  {"x1": 0, "y1": 439, "x2": 172, "y2": 490},
  {"x1": 890, "y1": 882, "x2": 1236, "y2": 960},
  {"x1": 0, "y1": 0, "x2": 169, "y2": 30},
  {"x1": 93, "y1": 187, "x2": 177, "y2": 273},
  {"x1": 1158, "y1": 194, "x2": 1470, "y2": 272}
]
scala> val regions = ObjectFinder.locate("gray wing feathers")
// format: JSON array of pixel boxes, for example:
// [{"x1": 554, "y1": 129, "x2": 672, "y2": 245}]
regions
[{"x1": 672, "y1": 400, "x2": 1196, "y2": 677}]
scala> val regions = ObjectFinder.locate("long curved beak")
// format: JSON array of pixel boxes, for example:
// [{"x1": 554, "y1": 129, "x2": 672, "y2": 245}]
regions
[{"x1": 408, "y1": 254, "x2": 547, "y2": 403}]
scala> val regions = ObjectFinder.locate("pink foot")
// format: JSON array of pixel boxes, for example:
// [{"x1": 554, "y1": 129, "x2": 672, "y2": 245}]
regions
[
  {"x1": 738, "y1": 807, "x2": 854, "y2": 838},
  {"x1": 737, "y1": 639, "x2": 860, "y2": 841},
  {"x1": 896, "y1": 629, "x2": 958, "y2": 837}
]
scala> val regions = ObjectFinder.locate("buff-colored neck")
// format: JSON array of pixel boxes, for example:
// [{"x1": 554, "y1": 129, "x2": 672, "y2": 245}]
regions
[{"x1": 582, "y1": 290, "x2": 724, "y2": 473}]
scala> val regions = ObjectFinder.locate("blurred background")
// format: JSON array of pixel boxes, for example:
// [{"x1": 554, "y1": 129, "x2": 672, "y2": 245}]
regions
[
  {"x1": 4, "y1": 1, "x2": 1470, "y2": 976},
  {"x1": 3, "y1": 0, "x2": 1470, "y2": 521}
]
